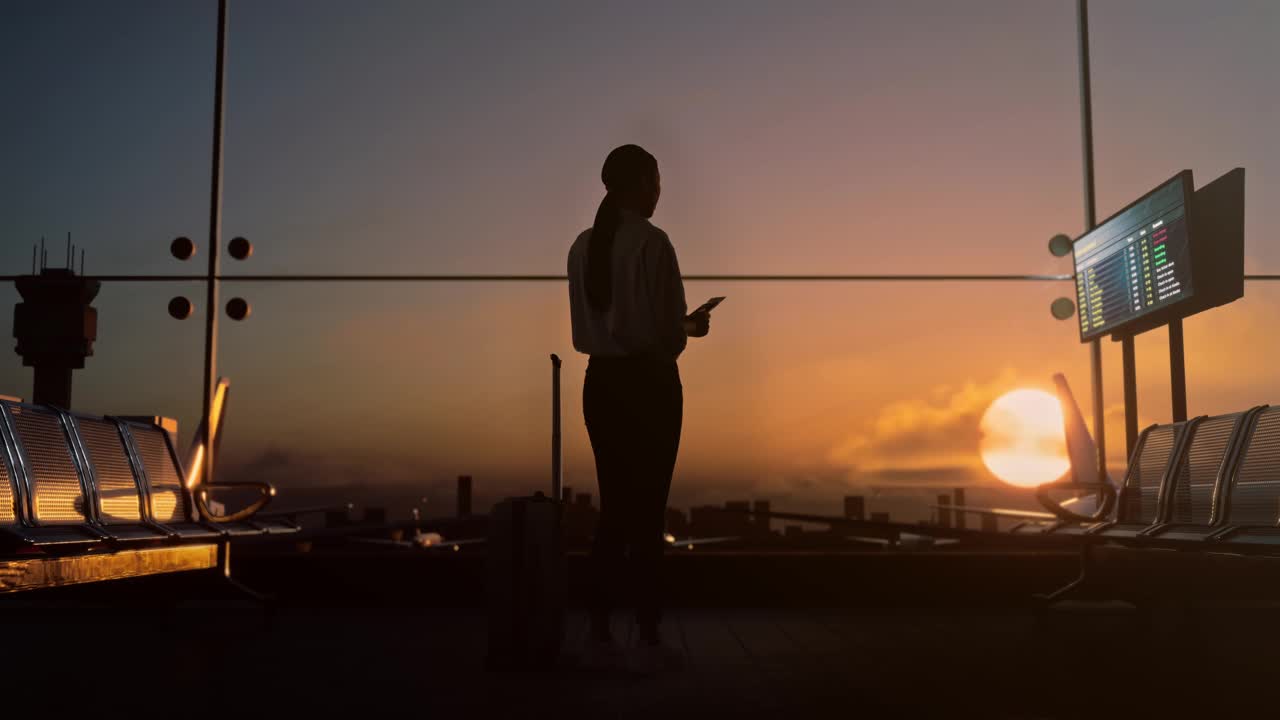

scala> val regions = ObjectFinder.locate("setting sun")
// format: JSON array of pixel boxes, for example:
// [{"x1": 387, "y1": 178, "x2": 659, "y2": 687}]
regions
[{"x1": 979, "y1": 389, "x2": 1070, "y2": 488}]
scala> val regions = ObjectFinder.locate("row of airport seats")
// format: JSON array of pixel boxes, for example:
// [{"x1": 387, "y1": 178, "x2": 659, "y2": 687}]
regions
[
  {"x1": 1043, "y1": 405, "x2": 1280, "y2": 544},
  {"x1": 1039, "y1": 405, "x2": 1280, "y2": 605},
  {"x1": 0, "y1": 396, "x2": 296, "y2": 554}
]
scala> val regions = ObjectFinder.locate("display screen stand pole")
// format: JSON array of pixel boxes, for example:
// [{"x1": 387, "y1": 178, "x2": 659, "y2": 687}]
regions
[{"x1": 1169, "y1": 319, "x2": 1188, "y2": 422}]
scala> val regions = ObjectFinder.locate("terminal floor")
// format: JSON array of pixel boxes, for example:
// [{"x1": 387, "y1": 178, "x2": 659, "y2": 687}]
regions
[{"x1": 3, "y1": 600, "x2": 1276, "y2": 717}]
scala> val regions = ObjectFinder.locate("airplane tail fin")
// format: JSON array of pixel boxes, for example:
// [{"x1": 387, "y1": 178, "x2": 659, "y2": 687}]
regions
[
  {"x1": 184, "y1": 377, "x2": 231, "y2": 490},
  {"x1": 1052, "y1": 373, "x2": 1110, "y2": 488},
  {"x1": 184, "y1": 377, "x2": 276, "y2": 523}
]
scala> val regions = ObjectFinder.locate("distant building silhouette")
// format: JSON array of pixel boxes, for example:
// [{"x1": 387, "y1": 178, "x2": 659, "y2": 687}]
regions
[
  {"x1": 664, "y1": 507, "x2": 689, "y2": 536},
  {"x1": 563, "y1": 493, "x2": 599, "y2": 545},
  {"x1": 457, "y1": 475, "x2": 472, "y2": 517},
  {"x1": 689, "y1": 504, "x2": 752, "y2": 537},
  {"x1": 753, "y1": 500, "x2": 772, "y2": 534}
]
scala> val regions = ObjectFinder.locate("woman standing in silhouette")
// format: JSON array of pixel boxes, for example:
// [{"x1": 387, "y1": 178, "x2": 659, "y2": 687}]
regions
[{"x1": 568, "y1": 144, "x2": 710, "y2": 667}]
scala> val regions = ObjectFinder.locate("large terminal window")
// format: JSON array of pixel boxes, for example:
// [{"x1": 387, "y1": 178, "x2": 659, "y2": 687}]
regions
[{"x1": 1073, "y1": 172, "x2": 1194, "y2": 341}]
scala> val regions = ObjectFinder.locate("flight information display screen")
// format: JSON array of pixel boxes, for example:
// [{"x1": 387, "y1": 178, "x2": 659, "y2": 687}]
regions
[{"x1": 1073, "y1": 173, "x2": 1194, "y2": 341}]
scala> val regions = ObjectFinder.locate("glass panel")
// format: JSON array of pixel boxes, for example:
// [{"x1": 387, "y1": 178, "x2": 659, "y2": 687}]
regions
[
  {"x1": 1090, "y1": 1, "x2": 1280, "y2": 272},
  {"x1": 3, "y1": 2, "x2": 1083, "y2": 277},
  {"x1": 222, "y1": 1, "x2": 1082, "y2": 275},
  {"x1": 213, "y1": 280, "x2": 1105, "y2": 523},
  {"x1": 1126, "y1": 283, "x2": 1280, "y2": 425},
  {"x1": 0, "y1": 281, "x2": 206, "y2": 433},
  {"x1": 0, "y1": 3, "x2": 216, "y2": 276}
]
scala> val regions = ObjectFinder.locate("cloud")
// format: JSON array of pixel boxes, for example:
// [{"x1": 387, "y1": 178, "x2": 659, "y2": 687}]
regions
[
  {"x1": 219, "y1": 446, "x2": 442, "y2": 490},
  {"x1": 852, "y1": 465, "x2": 985, "y2": 488},
  {"x1": 670, "y1": 460, "x2": 989, "y2": 511},
  {"x1": 826, "y1": 369, "x2": 1024, "y2": 474}
]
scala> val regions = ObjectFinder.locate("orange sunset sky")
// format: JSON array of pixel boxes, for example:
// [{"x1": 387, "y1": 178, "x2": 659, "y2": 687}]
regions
[{"x1": 3, "y1": 1, "x2": 1278, "y2": 515}]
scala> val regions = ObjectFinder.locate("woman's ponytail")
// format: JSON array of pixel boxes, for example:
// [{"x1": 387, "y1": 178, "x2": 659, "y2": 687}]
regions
[
  {"x1": 585, "y1": 144, "x2": 658, "y2": 312},
  {"x1": 586, "y1": 191, "x2": 620, "y2": 311}
]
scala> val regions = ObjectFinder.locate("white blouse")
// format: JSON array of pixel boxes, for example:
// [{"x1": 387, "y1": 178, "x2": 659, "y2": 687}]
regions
[{"x1": 567, "y1": 210, "x2": 688, "y2": 359}]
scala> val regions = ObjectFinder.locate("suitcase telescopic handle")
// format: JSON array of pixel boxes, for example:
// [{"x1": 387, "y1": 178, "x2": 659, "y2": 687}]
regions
[{"x1": 550, "y1": 354, "x2": 562, "y2": 503}]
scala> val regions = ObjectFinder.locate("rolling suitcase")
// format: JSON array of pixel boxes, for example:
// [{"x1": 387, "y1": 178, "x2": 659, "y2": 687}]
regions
[{"x1": 486, "y1": 354, "x2": 566, "y2": 669}]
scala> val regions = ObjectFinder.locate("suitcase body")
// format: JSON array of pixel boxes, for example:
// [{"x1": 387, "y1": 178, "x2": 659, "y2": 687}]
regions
[
  {"x1": 486, "y1": 355, "x2": 566, "y2": 669},
  {"x1": 486, "y1": 493, "x2": 565, "y2": 669}
]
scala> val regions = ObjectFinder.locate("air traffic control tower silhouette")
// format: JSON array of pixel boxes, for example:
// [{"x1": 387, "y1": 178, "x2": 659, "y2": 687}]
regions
[{"x1": 12, "y1": 246, "x2": 99, "y2": 408}]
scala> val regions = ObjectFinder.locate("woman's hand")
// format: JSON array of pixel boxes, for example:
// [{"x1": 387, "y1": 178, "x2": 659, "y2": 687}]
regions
[{"x1": 684, "y1": 310, "x2": 711, "y2": 338}]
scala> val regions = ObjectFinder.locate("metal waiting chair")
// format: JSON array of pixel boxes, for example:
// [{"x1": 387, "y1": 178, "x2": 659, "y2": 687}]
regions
[
  {"x1": 0, "y1": 400, "x2": 109, "y2": 547},
  {"x1": 1210, "y1": 406, "x2": 1280, "y2": 546}
]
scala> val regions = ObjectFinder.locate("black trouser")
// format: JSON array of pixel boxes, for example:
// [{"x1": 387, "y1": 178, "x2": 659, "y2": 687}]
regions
[{"x1": 583, "y1": 355, "x2": 682, "y2": 636}]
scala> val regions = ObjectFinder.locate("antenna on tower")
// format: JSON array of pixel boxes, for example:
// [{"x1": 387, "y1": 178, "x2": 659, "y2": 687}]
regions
[{"x1": 80, "y1": 248, "x2": 85, "y2": 276}]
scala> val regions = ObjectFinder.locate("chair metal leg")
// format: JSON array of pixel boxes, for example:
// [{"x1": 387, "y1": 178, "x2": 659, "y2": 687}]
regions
[
  {"x1": 1035, "y1": 545, "x2": 1092, "y2": 605},
  {"x1": 217, "y1": 541, "x2": 274, "y2": 607}
]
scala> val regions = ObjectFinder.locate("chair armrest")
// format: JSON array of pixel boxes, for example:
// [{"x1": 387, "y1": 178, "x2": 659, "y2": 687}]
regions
[
  {"x1": 1035, "y1": 481, "x2": 1116, "y2": 523},
  {"x1": 196, "y1": 481, "x2": 277, "y2": 523},
  {"x1": 1207, "y1": 524, "x2": 1280, "y2": 543}
]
